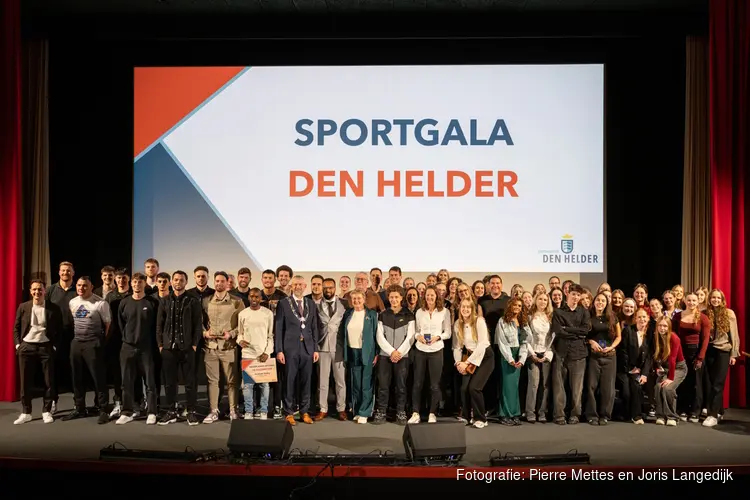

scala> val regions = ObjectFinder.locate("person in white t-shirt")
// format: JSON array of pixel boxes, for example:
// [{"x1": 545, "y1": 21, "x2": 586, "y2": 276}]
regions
[
  {"x1": 237, "y1": 288, "x2": 274, "y2": 420},
  {"x1": 409, "y1": 286, "x2": 452, "y2": 424},
  {"x1": 63, "y1": 276, "x2": 112, "y2": 424}
]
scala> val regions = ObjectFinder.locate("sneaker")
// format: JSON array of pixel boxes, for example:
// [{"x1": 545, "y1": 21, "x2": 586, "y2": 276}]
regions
[
  {"x1": 688, "y1": 415, "x2": 700, "y2": 423},
  {"x1": 655, "y1": 418, "x2": 666, "y2": 425},
  {"x1": 526, "y1": 416, "x2": 536, "y2": 424},
  {"x1": 116, "y1": 414, "x2": 134, "y2": 425},
  {"x1": 244, "y1": 413, "x2": 254, "y2": 420},
  {"x1": 538, "y1": 414, "x2": 547, "y2": 423},
  {"x1": 428, "y1": 413, "x2": 437, "y2": 423},
  {"x1": 146, "y1": 414, "x2": 157, "y2": 425},
  {"x1": 407, "y1": 412, "x2": 420, "y2": 424},
  {"x1": 457, "y1": 416, "x2": 469, "y2": 424},
  {"x1": 98, "y1": 412, "x2": 110, "y2": 425},
  {"x1": 42, "y1": 412, "x2": 54, "y2": 424},
  {"x1": 567, "y1": 416, "x2": 579, "y2": 425},
  {"x1": 158, "y1": 411, "x2": 178, "y2": 426},
  {"x1": 599, "y1": 418, "x2": 608, "y2": 426},
  {"x1": 632, "y1": 418, "x2": 644, "y2": 425},
  {"x1": 702, "y1": 416, "x2": 718, "y2": 427},
  {"x1": 373, "y1": 410, "x2": 386, "y2": 424},
  {"x1": 186, "y1": 411, "x2": 200, "y2": 426},
  {"x1": 472, "y1": 420, "x2": 488, "y2": 429},
  {"x1": 62, "y1": 409, "x2": 86, "y2": 421},
  {"x1": 648, "y1": 408, "x2": 656, "y2": 418},
  {"x1": 679, "y1": 412, "x2": 688, "y2": 422},
  {"x1": 588, "y1": 419, "x2": 598, "y2": 426},
  {"x1": 666, "y1": 419, "x2": 677, "y2": 426},
  {"x1": 109, "y1": 402, "x2": 122, "y2": 419},
  {"x1": 396, "y1": 411, "x2": 407, "y2": 425},
  {"x1": 132, "y1": 409, "x2": 141, "y2": 419},
  {"x1": 203, "y1": 410, "x2": 219, "y2": 424},
  {"x1": 229, "y1": 410, "x2": 239, "y2": 420},
  {"x1": 254, "y1": 410, "x2": 262, "y2": 418},
  {"x1": 701, "y1": 408, "x2": 708, "y2": 416},
  {"x1": 554, "y1": 418, "x2": 566, "y2": 425},
  {"x1": 512, "y1": 417, "x2": 521, "y2": 426},
  {"x1": 14, "y1": 414, "x2": 32, "y2": 425},
  {"x1": 259, "y1": 413, "x2": 268, "y2": 420},
  {"x1": 273, "y1": 407, "x2": 282, "y2": 419},
  {"x1": 357, "y1": 416, "x2": 367, "y2": 424}
]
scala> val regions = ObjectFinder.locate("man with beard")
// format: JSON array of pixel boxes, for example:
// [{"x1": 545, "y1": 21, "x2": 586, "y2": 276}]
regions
[
  {"x1": 314, "y1": 278, "x2": 347, "y2": 421},
  {"x1": 106, "y1": 268, "x2": 137, "y2": 420},
  {"x1": 46, "y1": 261, "x2": 77, "y2": 413},
  {"x1": 93, "y1": 266, "x2": 116, "y2": 300},
  {"x1": 260, "y1": 269, "x2": 287, "y2": 419},
  {"x1": 231, "y1": 267, "x2": 252, "y2": 307}
]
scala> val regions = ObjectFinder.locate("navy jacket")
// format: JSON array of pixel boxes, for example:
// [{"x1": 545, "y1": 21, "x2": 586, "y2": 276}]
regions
[{"x1": 275, "y1": 295, "x2": 320, "y2": 356}]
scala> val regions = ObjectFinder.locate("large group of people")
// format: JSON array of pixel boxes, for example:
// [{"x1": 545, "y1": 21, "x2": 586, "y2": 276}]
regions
[{"x1": 12, "y1": 260, "x2": 741, "y2": 433}]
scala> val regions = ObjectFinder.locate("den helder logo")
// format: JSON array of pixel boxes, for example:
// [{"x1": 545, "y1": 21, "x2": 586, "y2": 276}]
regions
[
  {"x1": 561, "y1": 234, "x2": 574, "y2": 254},
  {"x1": 541, "y1": 234, "x2": 600, "y2": 265}
]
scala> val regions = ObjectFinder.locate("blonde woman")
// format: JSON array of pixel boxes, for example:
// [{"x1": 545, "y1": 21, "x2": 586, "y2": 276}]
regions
[
  {"x1": 454, "y1": 282, "x2": 483, "y2": 318},
  {"x1": 619, "y1": 298, "x2": 636, "y2": 329},
  {"x1": 662, "y1": 290, "x2": 681, "y2": 319},
  {"x1": 617, "y1": 309, "x2": 653, "y2": 424},
  {"x1": 453, "y1": 298, "x2": 493, "y2": 428},
  {"x1": 525, "y1": 293, "x2": 554, "y2": 423},
  {"x1": 703, "y1": 289, "x2": 740, "y2": 427},
  {"x1": 672, "y1": 284, "x2": 685, "y2": 309},
  {"x1": 653, "y1": 315, "x2": 686, "y2": 426},
  {"x1": 521, "y1": 291, "x2": 534, "y2": 310},
  {"x1": 580, "y1": 289, "x2": 593, "y2": 310},
  {"x1": 611, "y1": 289, "x2": 625, "y2": 314},
  {"x1": 673, "y1": 293, "x2": 710, "y2": 422},
  {"x1": 532, "y1": 283, "x2": 547, "y2": 297}
]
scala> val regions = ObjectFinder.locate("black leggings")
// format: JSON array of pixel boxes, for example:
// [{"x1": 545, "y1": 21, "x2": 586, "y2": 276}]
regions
[
  {"x1": 459, "y1": 347, "x2": 494, "y2": 422},
  {"x1": 411, "y1": 349, "x2": 443, "y2": 414}
]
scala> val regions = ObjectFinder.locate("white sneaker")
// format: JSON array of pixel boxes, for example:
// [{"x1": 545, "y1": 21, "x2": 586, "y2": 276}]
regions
[
  {"x1": 14, "y1": 414, "x2": 32, "y2": 425},
  {"x1": 244, "y1": 413, "x2": 254, "y2": 420},
  {"x1": 42, "y1": 412, "x2": 54, "y2": 424},
  {"x1": 116, "y1": 414, "x2": 134, "y2": 425},
  {"x1": 688, "y1": 415, "x2": 700, "y2": 423},
  {"x1": 632, "y1": 418, "x2": 644, "y2": 425},
  {"x1": 203, "y1": 410, "x2": 219, "y2": 424},
  {"x1": 357, "y1": 416, "x2": 367, "y2": 424},
  {"x1": 702, "y1": 416, "x2": 718, "y2": 427},
  {"x1": 428, "y1": 413, "x2": 437, "y2": 423},
  {"x1": 230, "y1": 410, "x2": 239, "y2": 420},
  {"x1": 655, "y1": 418, "x2": 665, "y2": 425},
  {"x1": 666, "y1": 419, "x2": 677, "y2": 426},
  {"x1": 472, "y1": 420, "x2": 488, "y2": 429},
  {"x1": 259, "y1": 413, "x2": 268, "y2": 420},
  {"x1": 407, "y1": 412, "x2": 420, "y2": 424},
  {"x1": 146, "y1": 414, "x2": 157, "y2": 425},
  {"x1": 109, "y1": 402, "x2": 122, "y2": 419},
  {"x1": 701, "y1": 408, "x2": 708, "y2": 416}
]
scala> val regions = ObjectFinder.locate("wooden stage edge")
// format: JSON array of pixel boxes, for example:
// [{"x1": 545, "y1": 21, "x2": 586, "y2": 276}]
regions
[{"x1": 1, "y1": 457, "x2": 749, "y2": 478}]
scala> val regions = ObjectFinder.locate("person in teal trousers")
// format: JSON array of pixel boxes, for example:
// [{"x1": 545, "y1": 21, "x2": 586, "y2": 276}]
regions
[
  {"x1": 340, "y1": 290, "x2": 378, "y2": 424},
  {"x1": 495, "y1": 297, "x2": 530, "y2": 426}
]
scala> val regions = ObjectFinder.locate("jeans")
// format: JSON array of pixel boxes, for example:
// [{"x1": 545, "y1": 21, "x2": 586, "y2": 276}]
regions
[
  {"x1": 705, "y1": 346, "x2": 731, "y2": 417},
  {"x1": 525, "y1": 354, "x2": 551, "y2": 418},
  {"x1": 552, "y1": 355, "x2": 586, "y2": 420},
  {"x1": 241, "y1": 368, "x2": 269, "y2": 414},
  {"x1": 655, "y1": 360, "x2": 687, "y2": 420}
]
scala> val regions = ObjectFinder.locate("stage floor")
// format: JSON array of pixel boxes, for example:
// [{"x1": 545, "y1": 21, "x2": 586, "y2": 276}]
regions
[{"x1": 2, "y1": 389, "x2": 750, "y2": 466}]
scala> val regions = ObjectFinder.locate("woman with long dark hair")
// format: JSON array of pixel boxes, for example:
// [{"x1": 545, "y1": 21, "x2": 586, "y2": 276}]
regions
[
  {"x1": 673, "y1": 293, "x2": 711, "y2": 423},
  {"x1": 495, "y1": 297, "x2": 530, "y2": 426},
  {"x1": 472, "y1": 281, "x2": 485, "y2": 301},
  {"x1": 702, "y1": 289, "x2": 740, "y2": 427},
  {"x1": 653, "y1": 315, "x2": 686, "y2": 426},
  {"x1": 453, "y1": 298, "x2": 493, "y2": 428},
  {"x1": 405, "y1": 286, "x2": 421, "y2": 315},
  {"x1": 549, "y1": 287, "x2": 564, "y2": 310},
  {"x1": 585, "y1": 293, "x2": 621, "y2": 425}
]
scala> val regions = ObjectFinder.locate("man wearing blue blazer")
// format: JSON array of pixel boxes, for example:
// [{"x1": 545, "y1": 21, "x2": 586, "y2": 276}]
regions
[
  {"x1": 275, "y1": 275, "x2": 320, "y2": 425},
  {"x1": 340, "y1": 289, "x2": 379, "y2": 424}
]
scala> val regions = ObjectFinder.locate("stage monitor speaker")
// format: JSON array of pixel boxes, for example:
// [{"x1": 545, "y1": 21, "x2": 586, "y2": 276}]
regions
[
  {"x1": 227, "y1": 419, "x2": 294, "y2": 459},
  {"x1": 403, "y1": 422, "x2": 466, "y2": 461}
]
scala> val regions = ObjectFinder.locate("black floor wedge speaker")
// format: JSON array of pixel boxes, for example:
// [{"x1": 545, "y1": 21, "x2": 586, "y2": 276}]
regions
[
  {"x1": 403, "y1": 422, "x2": 466, "y2": 461},
  {"x1": 227, "y1": 419, "x2": 294, "y2": 459}
]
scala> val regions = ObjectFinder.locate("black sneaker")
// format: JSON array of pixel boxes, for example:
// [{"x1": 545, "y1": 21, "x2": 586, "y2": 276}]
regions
[
  {"x1": 158, "y1": 411, "x2": 178, "y2": 426},
  {"x1": 373, "y1": 410, "x2": 386, "y2": 424},
  {"x1": 273, "y1": 407, "x2": 282, "y2": 420},
  {"x1": 500, "y1": 417, "x2": 514, "y2": 426},
  {"x1": 186, "y1": 411, "x2": 200, "y2": 426},
  {"x1": 97, "y1": 412, "x2": 109, "y2": 425},
  {"x1": 599, "y1": 418, "x2": 608, "y2": 426},
  {"x1": 396, "y1": 411, "x2": 407, "y2": 425},
  {"x1": 62, "y1": 409, "x2": 86, "y2": 421},
  {"x1": 512, "y1": 417, "x2": 521, "y2": 426}
]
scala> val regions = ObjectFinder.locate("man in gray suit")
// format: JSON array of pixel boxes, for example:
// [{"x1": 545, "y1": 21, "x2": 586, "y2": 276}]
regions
[{"x1": 314, "y1": 277, "x2": 348, "y2": 421}]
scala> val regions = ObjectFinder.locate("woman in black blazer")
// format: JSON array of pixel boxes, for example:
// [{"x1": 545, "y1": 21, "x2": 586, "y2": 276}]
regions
[{"x1": 617, "y1": 308, "x2": 653, "y2": 424}]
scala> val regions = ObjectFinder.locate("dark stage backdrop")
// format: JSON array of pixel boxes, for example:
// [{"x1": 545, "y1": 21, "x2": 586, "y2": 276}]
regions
[{"x1": 39, "y1": 18, "x2": 692, "y2": 298}]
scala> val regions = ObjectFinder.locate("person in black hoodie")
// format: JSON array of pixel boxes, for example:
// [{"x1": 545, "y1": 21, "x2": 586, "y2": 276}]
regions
[
  {"x1": 156, "y1": 270, "x2": 203, "y2": 426},
  {"x1": 116, "y1": 273, "x2": 160, "y2": 425}
]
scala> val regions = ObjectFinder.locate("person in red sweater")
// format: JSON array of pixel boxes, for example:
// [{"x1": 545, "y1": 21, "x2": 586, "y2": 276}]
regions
[
  {"x1": 652, "y1": 315, "x2": 686, "y2": 426},
  {"x1": 672, "y1": 293, "x2": 711, "y2": 422}
]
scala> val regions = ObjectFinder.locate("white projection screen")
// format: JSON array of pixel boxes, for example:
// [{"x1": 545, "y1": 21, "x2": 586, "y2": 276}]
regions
[{"x1": 133, "y1": 65, "x2": 606, "y2": 289}]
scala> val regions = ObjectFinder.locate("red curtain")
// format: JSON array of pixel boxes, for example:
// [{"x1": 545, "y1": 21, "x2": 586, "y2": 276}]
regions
[
  {"x1": 710, "y1": 0, "x2": 749, "y2": 408},
  {"x1": 0, "y1": 0, "x2": 22, "y2": 402}
]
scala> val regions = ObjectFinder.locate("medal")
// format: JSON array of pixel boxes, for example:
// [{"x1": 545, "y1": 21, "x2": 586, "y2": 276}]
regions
[{"x1": 301, "y1": 324, "x2": 306, "y2": 330}]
